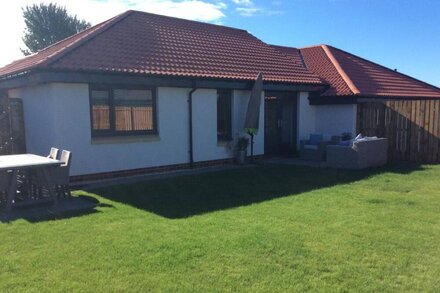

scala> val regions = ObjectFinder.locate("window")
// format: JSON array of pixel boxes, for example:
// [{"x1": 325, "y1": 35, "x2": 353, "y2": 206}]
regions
[
  {"x1": 90, "y1": 85, "x2": 156, "y2": 137},
  {"x1": 217, "y1": 89, "x2": 232, "y2": 141}
]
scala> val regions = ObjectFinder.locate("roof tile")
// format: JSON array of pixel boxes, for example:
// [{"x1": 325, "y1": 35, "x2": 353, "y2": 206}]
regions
[
  {"x1": 0, "y1": 11, "x2": 322, "y2": 85},
  {"x1": 299, "y1": 45, "x2": 440, "y2": 98}
]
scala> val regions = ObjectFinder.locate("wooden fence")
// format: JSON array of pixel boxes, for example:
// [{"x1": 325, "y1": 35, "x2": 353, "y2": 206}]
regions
[
  {"x1": 357, "y1": 100, "x2": 440, "y2": 163},
  {"x1": 92, "y1": 106, "x2": 154, "y2": 131},
  {"x1": 0, "y1": 98, "x2": 26, "y2": 155}
]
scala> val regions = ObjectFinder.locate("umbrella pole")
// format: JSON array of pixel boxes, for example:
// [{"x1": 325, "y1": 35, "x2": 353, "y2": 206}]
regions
[{"x1": 250, "y1": 133, "x2": 254, "y2": 162}]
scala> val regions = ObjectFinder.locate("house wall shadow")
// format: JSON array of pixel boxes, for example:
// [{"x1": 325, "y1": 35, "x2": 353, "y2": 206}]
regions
[
  {"x1": 0, "y1": 195, "x2": 110, "y2": 223},
  {"x1": 90, "y1": 163, "x2": 423, "y2": 219}
]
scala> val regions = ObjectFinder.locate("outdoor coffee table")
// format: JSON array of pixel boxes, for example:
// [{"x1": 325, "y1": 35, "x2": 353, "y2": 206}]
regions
[{"x1": 0, "y1": 154, "x2": 63, "y2": 213}]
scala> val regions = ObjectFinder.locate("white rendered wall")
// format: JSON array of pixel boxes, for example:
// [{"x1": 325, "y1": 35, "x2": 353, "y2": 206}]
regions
[
  {"x1": 8, "y1": 85, "x2": 58, "y2": 155},
  {"x1": 192, "y1": 88, "x2": 231, "y2": 162},
  {"x1": 296, "y1": 92, "x2": 358, "y2": 148},
  {"x1": 12, "y1": 84, "x2": 191, "y2": 175},
  {"x1": 187, "y1": 89, "x2": 264, "y2": 161},
  {"x1": 314, "y1": 104, "x2": 357, "y2": 137},
  {"x1": 10, "y1": 83, "x2": 258, "y2": 176}
]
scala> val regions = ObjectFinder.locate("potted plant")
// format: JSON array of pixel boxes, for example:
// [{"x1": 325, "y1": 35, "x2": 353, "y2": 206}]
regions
[{"x1": 235, "y1": 136, "x2": 249, "y2": 164}]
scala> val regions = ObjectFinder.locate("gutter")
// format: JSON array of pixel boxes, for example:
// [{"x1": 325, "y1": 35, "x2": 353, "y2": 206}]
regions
[{"x1": 188, "y1": 88, "x2": 197, "y2": 168}]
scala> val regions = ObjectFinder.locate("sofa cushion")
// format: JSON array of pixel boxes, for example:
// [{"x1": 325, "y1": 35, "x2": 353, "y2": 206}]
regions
[
  {"x1": 303, "y1": 144, "x2": 319, "y2": 150},
  {"x1": 355, "y1": 136, "x2": 377, "y2": 143},
  {"x1": 309, "y1": 134, "x2": 323, "y2": 145},
  {"x1": 339, "y1": 140, "x2": 351, "y2": 147}
]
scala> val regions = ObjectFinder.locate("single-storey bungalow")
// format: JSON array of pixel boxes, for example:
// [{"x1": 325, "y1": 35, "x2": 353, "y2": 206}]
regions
[{"x1": 1, "y1": 10, "x2": 439, "y2": 179}]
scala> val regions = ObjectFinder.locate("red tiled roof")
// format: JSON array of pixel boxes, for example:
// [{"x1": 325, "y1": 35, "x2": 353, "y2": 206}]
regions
[
  {"x1": 0, "y1": 14, "x2": 121, "y2": 78},
  {"x1": 269, "y1": 45, "x2": 306, "y2": 69},
  {"x1": 0, "y1": 10, "x2": 323, "y2": 85},
  {"x1": 297, "y1": 45, "x2": 440, "y2": 98},
  {"x1": 298, "y1": 45, "x2": 354, "y2": 96}
]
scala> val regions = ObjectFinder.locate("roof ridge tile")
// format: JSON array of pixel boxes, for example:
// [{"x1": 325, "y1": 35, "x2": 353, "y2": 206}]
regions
[
  {"x1": 321, "y1": 44, "x2": 360, "y2": 95},
  {"x1": 129, "y1": 10, "x2": 249, "y2": 33}
]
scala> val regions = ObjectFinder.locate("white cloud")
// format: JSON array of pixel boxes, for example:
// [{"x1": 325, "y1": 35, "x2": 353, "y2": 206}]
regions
[
  {"x1": 0, "y1": 0, "x2": 227, "y2": 67},
  {"x1": 232, "y1": 0, "x2": 282, "y2": 17},
  {"x1": 236, "y1": 7, "x2": 260, "y2": 16},
  {"x1": 231, "y1": 0, "x2": 253, "y2": 6}
]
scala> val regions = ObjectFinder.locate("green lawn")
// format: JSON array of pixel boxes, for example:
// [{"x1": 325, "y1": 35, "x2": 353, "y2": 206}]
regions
[{"x1": 1, "y1": 163, "x2": 440, "y2": 292}]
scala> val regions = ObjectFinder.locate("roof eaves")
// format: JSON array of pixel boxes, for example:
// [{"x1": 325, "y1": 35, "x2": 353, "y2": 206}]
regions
[
  {"x1": 320, "y1": 44, "x2": 360, "y2": 95},
  {"x1": 0, "y1": 70, "x2": 32, "y2": 82}
]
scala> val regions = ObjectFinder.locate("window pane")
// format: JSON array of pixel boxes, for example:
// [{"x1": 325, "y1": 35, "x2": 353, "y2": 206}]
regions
[
  {"x1": 114, "y1": 89, "x2": 153, "y2": 131},
  {"x1": 217, "y1": 89, "x2": 232, "y2": 141},
  {"x1": 91, "y1": 90, "x2": 110, "y2": 130}
]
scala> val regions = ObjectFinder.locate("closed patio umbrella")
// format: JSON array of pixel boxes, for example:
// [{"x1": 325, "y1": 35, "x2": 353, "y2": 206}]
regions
[{"x1": 244, "y1": 72, "x2": 263, "y2": 160}]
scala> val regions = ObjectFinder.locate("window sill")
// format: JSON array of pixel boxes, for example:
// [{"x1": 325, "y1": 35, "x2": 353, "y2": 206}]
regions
[
  {"x1": 217, "y1": 140, "x2": 232, "y2": 147},
  {"x1": 91, "y1": 134, "x2": 160, "y2": 145}
]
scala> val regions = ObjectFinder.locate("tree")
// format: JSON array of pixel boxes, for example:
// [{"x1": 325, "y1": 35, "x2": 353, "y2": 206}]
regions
[{"x1": 21, "y1": 3, "x2": 91, "y2": 55}]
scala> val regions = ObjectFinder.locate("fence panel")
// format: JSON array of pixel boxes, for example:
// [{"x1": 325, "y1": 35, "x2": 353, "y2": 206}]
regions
[{"x1": 357, "y1": 100, "x2": 440, "y2": 163}]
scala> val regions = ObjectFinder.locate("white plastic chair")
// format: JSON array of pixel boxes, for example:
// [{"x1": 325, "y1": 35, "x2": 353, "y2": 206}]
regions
[
  {"x1": 48, "y1": 147, "x2": 59, "y2": 160},
  {"x1": 27, "y1": 147, "x2": 59, "y2": 198},
  {"x1": 49, "y1": 150, "x2": 72, "y2": 197},
  {"x1": 32, "y1": 150, "x2": 72, "y2": 198}
]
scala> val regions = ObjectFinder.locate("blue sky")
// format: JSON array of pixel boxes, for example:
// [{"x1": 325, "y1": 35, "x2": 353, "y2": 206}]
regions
[
  {"x1": 225, "y1": 0, "x2": 440, "y2": 87},
  {"x1": 1, "y1": 0, "x2": 439, "y2": 86}
]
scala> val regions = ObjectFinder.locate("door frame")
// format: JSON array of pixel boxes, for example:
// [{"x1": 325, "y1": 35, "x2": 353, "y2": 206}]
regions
[{"x1": 264, "y1": 91, "x2": 298, "y2": 156}]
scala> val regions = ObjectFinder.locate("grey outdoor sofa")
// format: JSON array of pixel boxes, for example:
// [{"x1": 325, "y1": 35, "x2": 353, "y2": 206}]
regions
[
  {"x1": 299, "y1": 140, "x2": 330, "y2": 161},
  {"x1": 299, "y1": 135, "x2": 338, "y2": 161},
  {"x1": 326, "y1": 138, "x2": 388, "y2": 169}
]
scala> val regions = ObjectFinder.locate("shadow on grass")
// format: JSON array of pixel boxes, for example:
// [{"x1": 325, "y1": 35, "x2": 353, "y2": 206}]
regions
[
  {"x1": 0, "y1": 195, "x2": 111, "y2": 223},
  {"x1": 90, "y1": 162, "x2": 424, "y2": 219}
]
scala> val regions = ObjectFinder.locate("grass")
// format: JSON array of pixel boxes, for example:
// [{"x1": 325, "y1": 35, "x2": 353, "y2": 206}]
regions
[{"x1": 1, "y1": 163, "x2": 440, "y2": 292}]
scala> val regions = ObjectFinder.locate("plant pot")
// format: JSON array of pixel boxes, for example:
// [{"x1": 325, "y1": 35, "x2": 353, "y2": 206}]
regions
[{"x1": 236, "y1": 150, "x2": 247, "y2": 164}]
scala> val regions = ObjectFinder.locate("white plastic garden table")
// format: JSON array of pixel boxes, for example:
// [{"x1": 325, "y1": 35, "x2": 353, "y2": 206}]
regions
[{"x1": 0, "y1": 154, "x2": 62, "y2": 212}]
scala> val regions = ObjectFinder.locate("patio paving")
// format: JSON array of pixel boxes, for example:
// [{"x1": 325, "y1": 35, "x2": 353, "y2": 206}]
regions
[
  {"x1": 72, "y1": 163, "x2": 253, "y2": 190},
  {"x1": 73, "y1": 157, "x2": 329, "y2": 191},
  {"x1": 263, "y1": 157, "x2": 328, "y2": 168}
]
